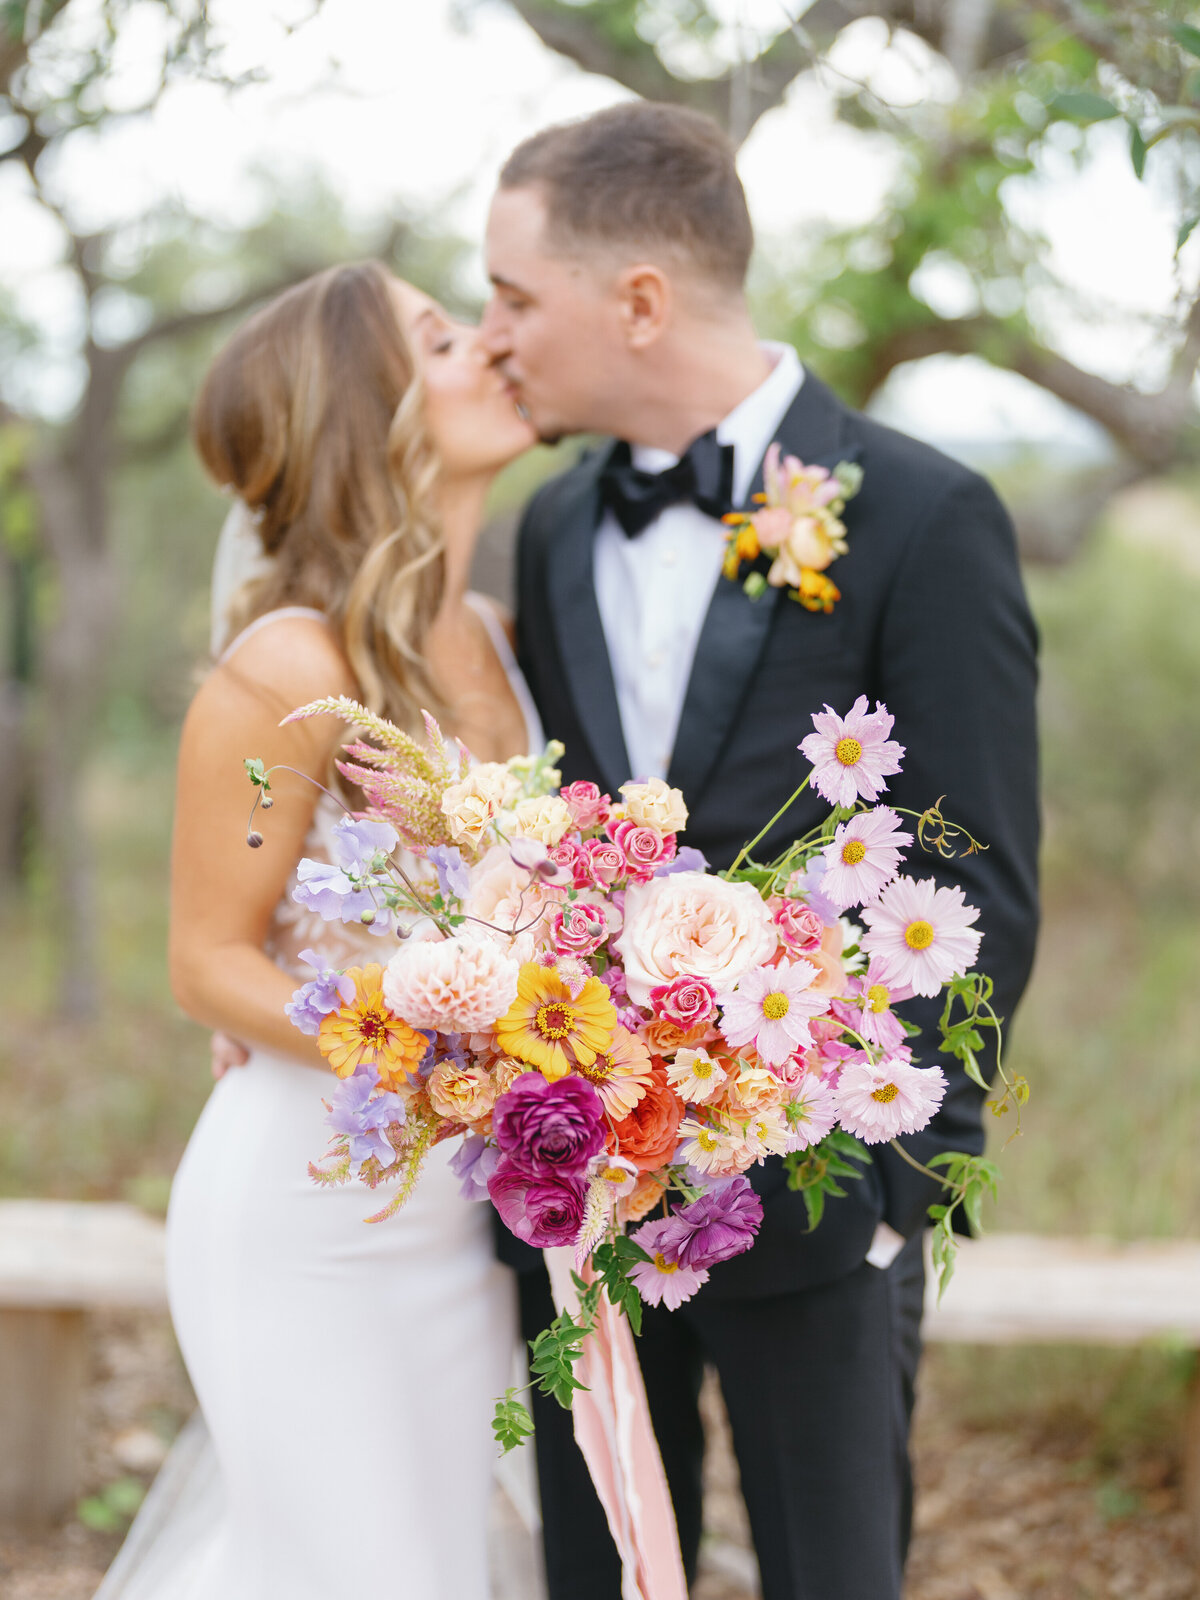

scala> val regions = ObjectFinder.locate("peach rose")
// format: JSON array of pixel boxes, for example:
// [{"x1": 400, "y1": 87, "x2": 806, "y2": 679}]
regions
[
  {"x1": 614, "y1": 871, "x2": 776, "y2": 1008},
  {"x1": 607, "y1": 1063, "x2": 683, "y2": 1172},
  {"x1": 462, "y1": 844, "x2": 567, "y2": 946}
]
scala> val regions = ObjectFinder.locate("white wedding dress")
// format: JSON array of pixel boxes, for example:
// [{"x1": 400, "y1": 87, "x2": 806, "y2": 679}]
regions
[{"x1": 96, "y1": 510, "x2": 541, "y2": 1599}]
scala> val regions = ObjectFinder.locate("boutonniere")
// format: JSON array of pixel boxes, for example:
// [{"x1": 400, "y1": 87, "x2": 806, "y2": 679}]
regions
[{"x1": 722, "y1": 443, "x2": 863, "y2": 613}]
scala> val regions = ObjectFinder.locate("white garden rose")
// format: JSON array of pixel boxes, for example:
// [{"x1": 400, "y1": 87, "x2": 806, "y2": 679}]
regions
[
  {"x1": 614, "y1": 871, "x2": 776, "y2": 1008},
  {"x1": 618, "y1": 777, "x2": 689, "y2": 834},
  {"x1": 512, "y1": 794, "x2": 573, "y2": 848}
]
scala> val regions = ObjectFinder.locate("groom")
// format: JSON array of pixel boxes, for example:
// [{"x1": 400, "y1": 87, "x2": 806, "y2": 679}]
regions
[{"x1": 481, "y1": 102, "x2": 1039, "y2": 1600}]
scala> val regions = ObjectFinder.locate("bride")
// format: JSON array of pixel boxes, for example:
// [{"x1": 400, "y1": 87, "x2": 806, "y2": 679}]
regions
[{"x1": 106, "y1": 261, "x2": 540, "y2": 1599}]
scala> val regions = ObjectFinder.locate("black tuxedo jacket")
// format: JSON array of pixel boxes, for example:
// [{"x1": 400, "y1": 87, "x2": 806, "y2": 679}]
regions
[{"x1": 504, "y1": 369, "x2": 1040, "y2": 1300}]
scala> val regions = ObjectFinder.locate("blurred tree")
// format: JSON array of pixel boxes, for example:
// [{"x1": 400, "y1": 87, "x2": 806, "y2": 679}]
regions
[{"x1": 482, "y1": 1, "x2": 1200, "y2": 558}]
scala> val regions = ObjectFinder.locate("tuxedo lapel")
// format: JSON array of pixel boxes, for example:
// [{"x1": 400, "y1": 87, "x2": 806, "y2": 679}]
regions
[
  {"x1": 667, "y1": 372, "x2": 854, "y2": 803},
  {"x1": 544, "y1": 445, "x2": 632, "y2": 795}
]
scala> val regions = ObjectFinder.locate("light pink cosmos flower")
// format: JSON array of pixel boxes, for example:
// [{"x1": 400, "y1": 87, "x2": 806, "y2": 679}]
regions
[
  {"x1": 860, "y1": 876, "x2": 982, "y2": 998},
  {"x1": 628, "y1": 1218, "x2": 709, "y2": 1309},
  {"x1": 718, "y1": 957, "x2": 829, "y2": 1068},
  {"x1": 834, "y1": 1057, "x2": 947, "y2": 1143},
  {"x1": 799, "y1": 697, "x2": 905, "y2": 809},
  {"x1": 781, "y1": 1072, "x2": 838, "y2": 1151},
  {"x1": 820, "y1": 806, "x2": 913, "y2": 910},
  {"x1": 831, "y1": 958, "x2": 914, "y2": 1053}
]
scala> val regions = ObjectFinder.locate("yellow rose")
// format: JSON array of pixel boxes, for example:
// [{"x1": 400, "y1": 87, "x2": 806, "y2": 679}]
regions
[{"x1": 512, "y1": 794, "x2": 573, "y2": 847}]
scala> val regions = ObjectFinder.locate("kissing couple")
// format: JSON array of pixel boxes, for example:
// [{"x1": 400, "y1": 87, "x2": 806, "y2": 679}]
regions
[{"x1": 103, "y1": 100, "x2": 1038, "y2": 1600}]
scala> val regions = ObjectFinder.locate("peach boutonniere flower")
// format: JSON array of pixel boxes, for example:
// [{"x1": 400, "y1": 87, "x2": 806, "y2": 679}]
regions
[{"x1": 723, "y1": 443, "x2": 863, "y2": 613}]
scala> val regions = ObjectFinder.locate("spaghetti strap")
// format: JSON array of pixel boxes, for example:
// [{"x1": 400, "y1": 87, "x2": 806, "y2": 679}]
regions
[{"x1": 217, "y1": 607, "x2": 329, "y2": 667}]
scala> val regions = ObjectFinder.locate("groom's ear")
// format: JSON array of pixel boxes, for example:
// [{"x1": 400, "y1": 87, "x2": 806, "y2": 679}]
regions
[{"x1": 616, "y1": 264, "x2": 671, "y2": 351}]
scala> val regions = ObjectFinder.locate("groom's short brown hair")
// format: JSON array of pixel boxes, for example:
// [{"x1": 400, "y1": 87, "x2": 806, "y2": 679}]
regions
[{"x1": 499, "y1": 102, "x2": 754, "y2": 290}]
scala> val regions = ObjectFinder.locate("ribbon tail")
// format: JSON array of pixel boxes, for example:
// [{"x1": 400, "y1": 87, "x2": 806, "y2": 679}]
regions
[{"x1": 543, "y1": 1247, "x2": 689, "y2": 1600}]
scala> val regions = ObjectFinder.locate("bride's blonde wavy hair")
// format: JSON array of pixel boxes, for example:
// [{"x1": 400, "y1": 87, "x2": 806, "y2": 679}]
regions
[{"x1": 193, "y1": 260, "x2": 446, "y2": 731}]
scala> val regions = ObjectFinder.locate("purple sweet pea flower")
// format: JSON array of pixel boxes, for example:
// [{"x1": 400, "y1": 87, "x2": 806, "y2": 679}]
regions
[
  {"x1": 449, "y1": 1135, "x2": 500, "y2": 1202},
  {"x1": 654, "y1": 846, "x2": 709, "y2": 878},
  {"x1": 284, "y1": 949, "x2": 355, "y2": 1035},
  {"x1": 488, "y1": 1157, "x2": 587, "y2": 1247},
  {"x1": 325, "y1": 1071, "x2": 406, "y2": 1169},
  {"x1": 492, "y1": 1072, "x2": 606, "y2": 1178},
  {"x1": 789, "y1": 856, "x2": 841, "y2": 928},
  {"x1": 292, "y1": 815, "x2": 399, "y2": 934},
  {"x1": 661, "y1": 1174, "x2": 763, "y2": 1271},
  {"x1": 427, "y1": 844, "x2": 471, "y2": 902}
]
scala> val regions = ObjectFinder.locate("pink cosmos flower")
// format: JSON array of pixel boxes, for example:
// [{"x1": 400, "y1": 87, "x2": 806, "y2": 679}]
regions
[
  {"x1": 799, "y1": 696, "x2": 905, "y2": 808},
  {"x1": 560, "y1": 781, "x2": 612, "y2": 833},
  {"x1": 781, "y1": 1072, "x2": 838, "y2": 1151},
  {"x1": 860, "y1": 876, "x2": 982, "y2": 998},
  {"x1": 819, "y1": 807, "x2": 913, "y2": 910},
  {"x1": 718, "y1": 957, "x2": 830, "y2": 1068},
  {"x1": 628, "y1": 1218, "x2": 709, "y2": 1310},
  {"x1": 834, "y1": 1057, "x2": 947, "y2": 1143},
  {"x1": 831, "y1": 959, "x2": 913, "y2": 1053}
]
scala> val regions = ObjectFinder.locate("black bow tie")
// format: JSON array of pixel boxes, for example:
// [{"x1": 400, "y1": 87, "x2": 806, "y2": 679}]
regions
[{"x1": 599, "y1": 430, "x2": 736, "y2": 539}]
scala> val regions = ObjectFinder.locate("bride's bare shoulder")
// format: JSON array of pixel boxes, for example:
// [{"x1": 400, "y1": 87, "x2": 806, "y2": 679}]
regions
[{"x1": 208, "y1": 613, "x2": 357, "y2": 717}]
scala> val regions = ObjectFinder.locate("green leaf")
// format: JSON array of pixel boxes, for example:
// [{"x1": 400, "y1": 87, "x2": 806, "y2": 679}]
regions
[
  {"x1": 1175, "y1": 216, "x2": 1200, "y2": 253},
  {"x1": 243, "y1": 756, "x2": 270, "y2": 789},
  {"x1": 1169, "y1": 21, "x2": 1200, "y2": 59},
  {"x1": 1130, "y1": 121, "x2": 1148, "y2": 179},
  {"x1": 744, "y1": 571, "x2": 768, "y2": 600},
  {"x1": 492, "y1": 1389, "x2": 536, "y2": 1454},
  {"x1": 1049, "y1": 91, "x2": 1120, "y2": 123}
]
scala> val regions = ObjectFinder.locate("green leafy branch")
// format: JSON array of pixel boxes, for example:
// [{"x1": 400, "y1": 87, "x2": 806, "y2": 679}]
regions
[
  {"x1": 939, "y1": 973, "x2": 1029, "y2": 1139},
  {"x1": 783, "y1": 1129, "x2": 871, "y2": 1230}
]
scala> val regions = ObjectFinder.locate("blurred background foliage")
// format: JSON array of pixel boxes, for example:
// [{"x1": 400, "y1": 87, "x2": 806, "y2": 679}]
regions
[{"x1": 1, "y1": 0, "x2": 1198, "y2": 1256}]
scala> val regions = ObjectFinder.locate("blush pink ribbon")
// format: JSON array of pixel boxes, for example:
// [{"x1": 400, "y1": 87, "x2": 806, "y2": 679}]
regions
[{"x1": 544, "y1": 1246, "x2": 689, "y2": 1600}]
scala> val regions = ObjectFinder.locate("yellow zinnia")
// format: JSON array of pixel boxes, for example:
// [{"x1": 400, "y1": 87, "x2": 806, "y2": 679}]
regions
[
  {"x1": 495, "y1": 963, "x2": 616, "y2": 1082},
  {"x1": 317, "y1": 963, "x2": 428, "y2": 1088}
]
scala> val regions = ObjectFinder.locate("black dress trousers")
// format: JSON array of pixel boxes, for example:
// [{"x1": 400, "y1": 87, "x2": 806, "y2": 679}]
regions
[{"x1": 520, "y1": 1231, "x2": 926, "y2": 1600}]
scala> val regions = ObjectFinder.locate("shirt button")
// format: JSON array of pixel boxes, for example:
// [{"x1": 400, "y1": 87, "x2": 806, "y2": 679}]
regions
[{"x1": 646, "y1": 650, "x2": 665, "y2": 669}]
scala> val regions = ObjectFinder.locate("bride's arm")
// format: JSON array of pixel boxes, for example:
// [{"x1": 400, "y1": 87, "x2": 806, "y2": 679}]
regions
[{"x1": 168, "y1": 616, "x2": 357, "y2": 1066}]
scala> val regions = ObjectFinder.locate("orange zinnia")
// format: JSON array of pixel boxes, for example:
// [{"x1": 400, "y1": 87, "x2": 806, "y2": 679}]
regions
[
  {"x1": 317, "y1": 963, "x2": 428, "y2": 1088},
  {"x1": 574, "y1": 1024, "x2": 653, "y2": 1119},
  {"x1": 495, "y1": 963, "x2": 616, "y2": 1082}
]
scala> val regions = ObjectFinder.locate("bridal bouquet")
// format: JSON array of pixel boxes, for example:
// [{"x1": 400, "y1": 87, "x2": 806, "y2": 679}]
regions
[{"x1": 246, "y1": 697, "x2": 1025, "y2": 1447}]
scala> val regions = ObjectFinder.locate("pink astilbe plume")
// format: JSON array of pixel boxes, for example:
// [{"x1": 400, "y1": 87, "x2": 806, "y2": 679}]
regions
[{"x1": 282, "y1": 698, "x2": 470, "y2": 853}]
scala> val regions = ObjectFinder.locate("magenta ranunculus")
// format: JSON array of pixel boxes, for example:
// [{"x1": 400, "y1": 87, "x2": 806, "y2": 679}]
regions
[
  {"x1": 488, "y1": 1158, "x2": 588, "y2": 1247},
  {"x1": 560, "y1": 781, "x2": 612, "y2": 833},
  {"x1": 492, "y1": 1071, "x2": 606, "y2": 1177},
  {"x1": 771, "y1": 897, "x2": 824, "y2": 954},
  {"x1": 582, "y1": 837, "x2": 626, "y2": 889},
  {"x1": 648, "y1": 974, "x2": 717, "y2": 1029},
  {"x1": 661, "y1": 1175, "x2": 763, "y2": 1271},
  {"x1": 552, "y1": 901, "x2": 609, "y2": 959},
  {"x1": 608, "y1": 818, "x2": 676, "y2": 884}
]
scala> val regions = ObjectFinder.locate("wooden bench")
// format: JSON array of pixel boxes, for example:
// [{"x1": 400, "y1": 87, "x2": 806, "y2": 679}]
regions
[{"x1": 0, "y1": 1199, "x2": 167, "y2": 1530}]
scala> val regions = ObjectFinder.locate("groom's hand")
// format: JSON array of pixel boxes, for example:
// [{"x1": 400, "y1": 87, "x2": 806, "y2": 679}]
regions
[{"x1": 211, "y1": 1031, "x2": 250, "y2": 1080}]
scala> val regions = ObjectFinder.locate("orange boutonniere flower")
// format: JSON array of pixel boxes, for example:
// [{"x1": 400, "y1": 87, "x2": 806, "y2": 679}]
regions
[{"x1": 723, "y1": 443, "x2": 862, "y2": 612}]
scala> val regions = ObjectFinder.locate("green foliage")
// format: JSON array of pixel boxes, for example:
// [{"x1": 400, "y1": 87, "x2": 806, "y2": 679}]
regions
[
  {"x1": 492, "y1": 1386, "x2": 536, "y2": 1455},
  {"x1": 528, "y1": 1281, "x2": 601, "y2": 1409},
  {"x1": 783, "y1": 1129, "x2": 870, "y2": 1231},
  {"x1": 592, "y1": 1232, "x2": 651, "y2": 1336},
  {"x1": 77, "y1": 1475, "x2": 146, "y2": 1533}
]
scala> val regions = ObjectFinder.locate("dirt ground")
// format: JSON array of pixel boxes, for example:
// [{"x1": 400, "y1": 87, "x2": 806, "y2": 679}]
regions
[{"x1": 2, "y1": 1312, "x2": 1197, "y2": 1600}]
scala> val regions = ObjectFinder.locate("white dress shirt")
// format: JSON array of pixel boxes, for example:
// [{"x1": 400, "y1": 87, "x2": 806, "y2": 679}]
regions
[{"x1": 593, "y1": 342, "x2": 804, "y2": 782}]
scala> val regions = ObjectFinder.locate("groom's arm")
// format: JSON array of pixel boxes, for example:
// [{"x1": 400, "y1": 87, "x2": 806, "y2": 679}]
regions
[{"x1": 871, "y1": 468, "x2": 1040, "y2": 1238}]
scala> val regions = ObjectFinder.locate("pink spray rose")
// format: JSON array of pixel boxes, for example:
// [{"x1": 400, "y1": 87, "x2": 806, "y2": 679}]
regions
[
  {"x1": 552, "y1": 901, "x2": 611, "y2": 959},
  {"x1": 560, "y1": 781, "x2": 612, "y2": 833},
  {"x1": 648, "y1": 974, "x2": 718, "y2": 1030},
  {"x1": 608, "y1": 818, "x2": 676, "y2": 883},
  {"x1": 581, "y1": 837, "x2": 627, "y2": 890},
  {"x1": 770, "y1": 897, "x2": 824, "y2": 955}
]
